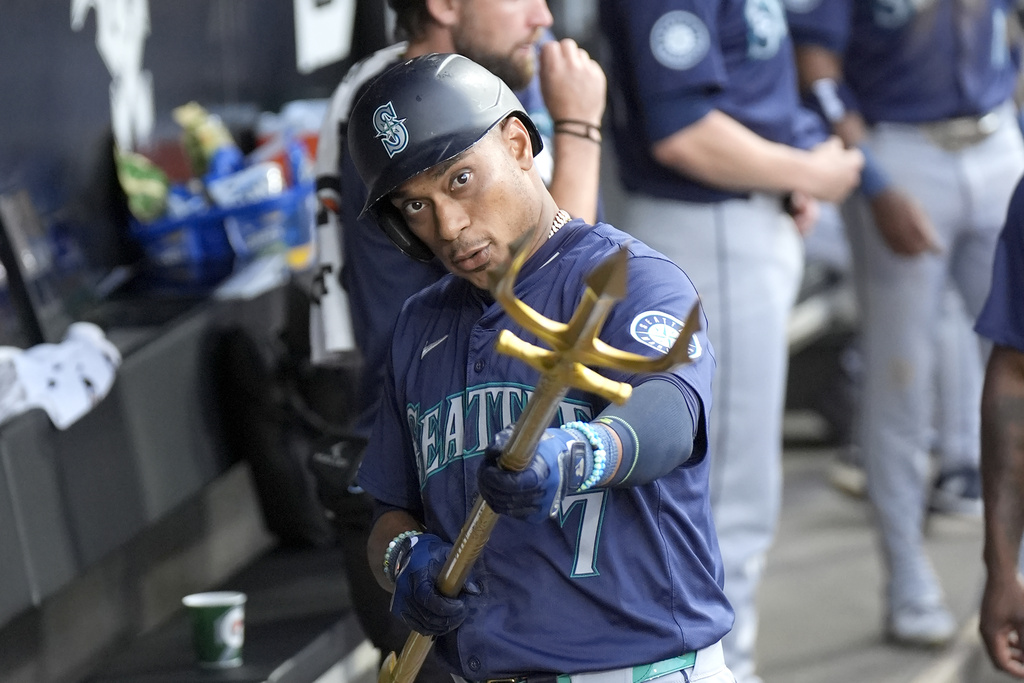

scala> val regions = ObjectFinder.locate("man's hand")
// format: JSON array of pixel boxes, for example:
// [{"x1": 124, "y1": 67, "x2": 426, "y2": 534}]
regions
[
  {"x1": 869, "y1": 187, "x2": 943, "y2": 256},
  {"x1": 832, "y1": 113, "x2": 867, "y2": 149},
  {"x1": 785, "y1": 191, "x2": 820, "y2": 236},
  {"x1": 980, "y1": 572, "x2": 1024, "y2": 678},
  {"x1": 390, "y1": 534, "x2": 474, "y2": 637},
  {"x1": 539, "y1": 38, "x2": 606, "y2": 129},
  {"x1": 804, "y1": 136, "x2": 864, "y2": 204},
  {"x1": 477, "y1": 427, "x2": 594, "y2": 523}
]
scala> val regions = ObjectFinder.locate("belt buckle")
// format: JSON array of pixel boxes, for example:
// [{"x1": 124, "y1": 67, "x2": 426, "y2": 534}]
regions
[
  {"x1": 925, "y1": 110, "x2": 999, "y2": 152},
  {"x1": 486, "y1": 678, "x2": 524, "y2": 683},
  {"x1": 978, "y1": 110, "x2": 1000, "y2": 135}
]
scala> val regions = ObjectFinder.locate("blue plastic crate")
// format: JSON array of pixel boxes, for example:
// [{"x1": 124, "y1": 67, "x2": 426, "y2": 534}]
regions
[
  {"x1": 222, "y1": 181, "x2": 315, "y2": 262},
  {"x1": 130, "y1": 206, "x2": 233, "y2": 267},
  {"x1": 130, "y1": 181, "x2": 314, "y2": 269}
]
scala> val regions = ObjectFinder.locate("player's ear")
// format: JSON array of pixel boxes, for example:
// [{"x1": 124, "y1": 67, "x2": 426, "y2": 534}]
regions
[
  {"x1": 501, "y1": 116, "x2": 534, "y2": 171},
  {"x1": 425, "y1": 0, "x2": 459, "y2": 29}
]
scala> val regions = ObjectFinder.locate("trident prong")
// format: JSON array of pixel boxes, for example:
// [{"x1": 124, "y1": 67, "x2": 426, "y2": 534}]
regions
[{"x1": 378, "y1": 234, "x2": 703, "y2": 683}]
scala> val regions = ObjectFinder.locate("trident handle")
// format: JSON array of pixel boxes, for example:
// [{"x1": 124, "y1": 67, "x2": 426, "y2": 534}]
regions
[{"x1": 378, "y1": 243, "x2": 701, "y2": 683}]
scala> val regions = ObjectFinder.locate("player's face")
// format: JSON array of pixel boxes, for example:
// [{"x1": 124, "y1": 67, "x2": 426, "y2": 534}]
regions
[
  {"x1": 450, "y1": 0, "x2": 553, "y2": 91},
  {"x1": 389, "y1": 121, "x2": 544, "y2": 290}
]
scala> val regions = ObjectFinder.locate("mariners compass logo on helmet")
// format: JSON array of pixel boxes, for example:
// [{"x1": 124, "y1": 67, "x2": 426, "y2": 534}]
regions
[
  {"x1": 373, "y1": 101, "x2": 409, "y2": 158},
  {"x1": 630, "y1": 310, "x2": 702, "y2": 359}
]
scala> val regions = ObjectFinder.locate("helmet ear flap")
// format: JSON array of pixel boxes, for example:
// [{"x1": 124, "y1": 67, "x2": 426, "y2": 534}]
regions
[
  {"x1": 509, "y1": 111, "x2": 543, "y2": 158},
  {"x1": 374, "y1": 203, "x2": 435, "y2": 262}
]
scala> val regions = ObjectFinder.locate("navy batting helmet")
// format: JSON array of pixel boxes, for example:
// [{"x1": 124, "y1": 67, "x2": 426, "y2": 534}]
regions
[{"x1": 348, "y1": 53, "x2": 543, "y2": 262}]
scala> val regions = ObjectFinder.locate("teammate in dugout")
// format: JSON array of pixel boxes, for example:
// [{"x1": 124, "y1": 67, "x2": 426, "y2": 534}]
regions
[
  {"x1": 976, "y1": 175, "x2": 1024, "y2": 679},
  {"x1": 597, "y1": 2, "x2": 862, "y2": 680},
  {"x1": 348, "y1": 54, "x2": 737, "y2": 682},
  {"x1": 785, "y1": 0, "x2": 1024, "y2": 648}
]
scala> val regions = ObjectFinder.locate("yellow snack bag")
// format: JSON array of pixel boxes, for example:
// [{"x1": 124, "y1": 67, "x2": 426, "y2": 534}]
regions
[
  {"x1": 115, "y1": 147, "x2": 169, "y2": 223},
  {"x1": 172, "y1": 101, "x2": 242, "y2": 179}
]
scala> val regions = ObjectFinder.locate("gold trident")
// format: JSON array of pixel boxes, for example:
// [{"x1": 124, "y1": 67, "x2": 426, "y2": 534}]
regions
[{"x1": 378, "y1": 239, "x2": 702, "y2": 683}]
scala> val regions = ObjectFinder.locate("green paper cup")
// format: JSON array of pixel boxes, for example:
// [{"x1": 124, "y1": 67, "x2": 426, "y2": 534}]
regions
[{"x1": 182, "y1": 591, "x2": 247, "y2": 668}]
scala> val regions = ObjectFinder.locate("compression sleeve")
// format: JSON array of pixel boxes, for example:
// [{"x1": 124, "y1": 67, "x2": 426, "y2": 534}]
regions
[{"x1": 592, "y1": 376, "x2": 703, "y2": 486}]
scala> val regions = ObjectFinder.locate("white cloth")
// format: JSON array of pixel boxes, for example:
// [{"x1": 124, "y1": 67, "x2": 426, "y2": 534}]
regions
[{"x1": 0, "y1": 322, "x2": 122, "y2": 430}]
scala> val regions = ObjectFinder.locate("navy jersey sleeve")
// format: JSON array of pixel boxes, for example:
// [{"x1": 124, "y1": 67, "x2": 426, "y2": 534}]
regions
[
  {"x1": 976, "y1": 176, "x2": 1024, "y2": 353},
  {"x1": 785, "y1": 0, "x2": 851, "y2": 53},
  {"x1": 615, "y1": 1, "x2": 727, "y2": 142},
  {"x1": 356, "y1": 341, "x2": 426, "y2": 519}
]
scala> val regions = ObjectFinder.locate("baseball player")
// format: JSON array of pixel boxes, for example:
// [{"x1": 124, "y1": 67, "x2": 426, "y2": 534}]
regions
[
  {"x1": 977, "y1": 175, "x2": 1024, "y2": 680},
  {"x1": 349, "y1": 53, "x2": 735, "y2": 682},
  {"x1": 311, "y1": 0, "x2": 604, "y2": 369},
  {"x1": 307, "y1": 2, "x2": 605, "y2": 674},
  {"x1": 786, "y1": 0, "x2": 1024, "y2": 646},
  {"x1": 597, "y1": 2, "x2": 863, "y2": 680}
]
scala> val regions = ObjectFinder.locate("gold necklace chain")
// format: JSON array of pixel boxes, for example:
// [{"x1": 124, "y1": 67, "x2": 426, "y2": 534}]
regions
[{"x1": 548, "y1": 209, "x2": 571, "y2": 238}]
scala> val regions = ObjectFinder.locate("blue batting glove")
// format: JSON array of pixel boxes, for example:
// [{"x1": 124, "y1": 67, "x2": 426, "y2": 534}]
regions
[
  {"x1": 477, "y1": 427, "x2": 594, "y2": 523},
  {"x1": 390, "y1": 533, "x2": 473, "y2": 637}
]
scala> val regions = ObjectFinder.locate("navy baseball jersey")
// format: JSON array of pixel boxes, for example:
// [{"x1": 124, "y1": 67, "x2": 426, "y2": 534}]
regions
[
  {"x1": 785, "y1": 0, "x2": 1019, "y2": 123},
  {"x1": 315, "y1": 43, "x2": 557, "y2": 436},
  {"x1": 358, "y1": 220, "x2": 732, "y2": 678},
  {"x1": 599, "y1": 0, "x2": 829, "y2": 204},
  {"x1": 976, "y1": 176, "x2": 1024, "y2": 352}
]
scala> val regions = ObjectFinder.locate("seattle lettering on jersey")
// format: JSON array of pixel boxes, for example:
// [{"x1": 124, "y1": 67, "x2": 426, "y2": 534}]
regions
[{"x1": 406, "y1": 382, "x2": 594, "y2": 485}]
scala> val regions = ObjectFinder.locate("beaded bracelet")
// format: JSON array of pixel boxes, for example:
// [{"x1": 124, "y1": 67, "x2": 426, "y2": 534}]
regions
[
  {"x1": 382, "y1": 529, "x2": 422, "y2": 585},
  {"x1": 563, "y1": 421, "x2": 607, "y2": 491}
]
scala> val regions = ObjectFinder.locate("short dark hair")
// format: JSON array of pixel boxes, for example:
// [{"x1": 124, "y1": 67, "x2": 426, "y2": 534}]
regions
[{"x1": 389, "y1": 0, "x2": 431, "y2": 42}]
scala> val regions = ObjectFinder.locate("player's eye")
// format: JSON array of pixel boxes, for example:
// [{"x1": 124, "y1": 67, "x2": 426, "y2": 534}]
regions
[
  {"x1": 402, "y1": 199, "x2": 426, "y2": 216},
  {"x1": 450, "y1": 171, "x2": 471, "y2": 191}
]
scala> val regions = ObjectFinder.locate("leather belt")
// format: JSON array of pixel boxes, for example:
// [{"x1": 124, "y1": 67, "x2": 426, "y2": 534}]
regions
[
  {"x1": 479, "y1": 651, "x2": 698, "y2": 683},
  {"x1": 920, "y1": 110, "x2": 1001, "y2": 152}
]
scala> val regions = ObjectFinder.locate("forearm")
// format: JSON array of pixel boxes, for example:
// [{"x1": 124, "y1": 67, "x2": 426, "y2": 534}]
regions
[
  {"x1": 367, "y1": 507, "x2": 425, "y2": 591},
  {"x1": 794, "y1": 43, "x2": 842, "y2": 91},
  {"x1": 477, "y1": 378, "x2": 703, "y2": 522},
  {"x1": 794, "y1": 44, "x2": 866, "y2": 146},
  {"x1": 590, "y1": 376, "x2": 700, "y2": 487},
  {"x1": 548, "y1": 130, "x2": 601, "y2": 224},
  {"x1": 652, "y1": 110, "x2": 826, "y2": 196},
  {"x1": 981, "y1": 346, "x2": 1024, "y2": 583}
]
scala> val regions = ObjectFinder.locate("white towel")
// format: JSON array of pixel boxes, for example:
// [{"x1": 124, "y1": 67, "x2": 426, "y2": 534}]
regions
[{"x1": 0, "y1": 322, "x2": 122, "y2": 430}]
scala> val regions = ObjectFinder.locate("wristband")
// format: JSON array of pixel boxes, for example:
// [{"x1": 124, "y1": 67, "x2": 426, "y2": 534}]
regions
[
  {"x1": 553, "y1": 119, "x2": 602, "y2": 143},
  {"x1": 810, "y1": 78, "x2": 847, "y2": 124},
  {"x1": 858, "y1": 144, "x2": 892, "y2": 198},
  {"x1": 382, "y1": 529, "x2": 422, "y2": 585},
  {"x1": 595, "y1": 415, "x2": 635, "y2": 484}
]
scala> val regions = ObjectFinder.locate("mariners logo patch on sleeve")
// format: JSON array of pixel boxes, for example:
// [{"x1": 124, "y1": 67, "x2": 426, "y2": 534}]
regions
[
  {"x1": 649, "y1": 11, "x2": 710, "y2": 71},
  {"x1": 630, "y1": 311, "x2": 702, "y2": 359}
]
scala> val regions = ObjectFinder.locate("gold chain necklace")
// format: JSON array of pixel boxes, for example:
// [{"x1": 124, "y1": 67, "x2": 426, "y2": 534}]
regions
[{"x1": 548, "y1": 209, "x2": 571, "y2": 238}]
